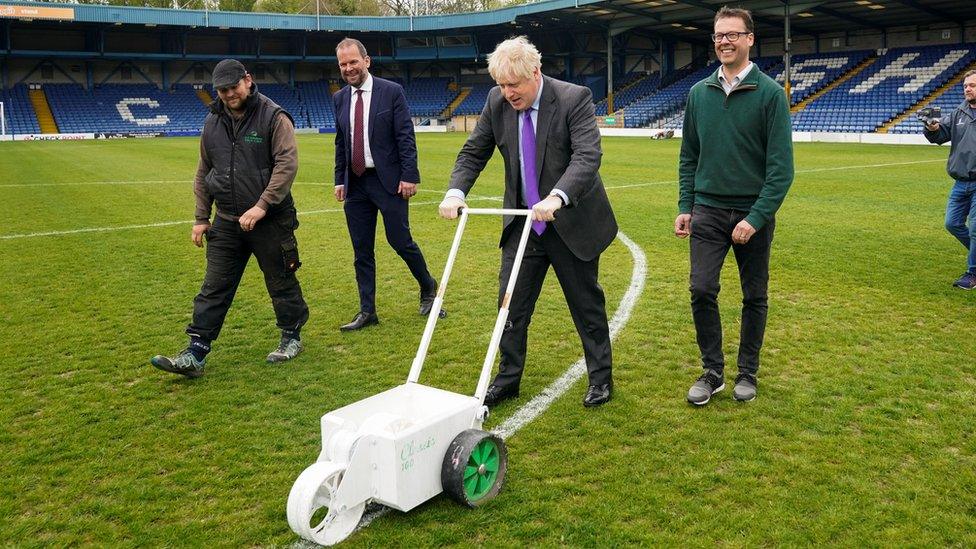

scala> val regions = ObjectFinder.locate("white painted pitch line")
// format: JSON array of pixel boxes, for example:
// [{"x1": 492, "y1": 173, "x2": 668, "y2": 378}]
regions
[
  {"x1": 0, "y1": 158, "x2": 949, "y2": 240},
  {"x1": 291, "y1": 230, "x2": 648, "y2": 547},
  {"x1": 0, "y1": 220, "x2": 189, "y2": 240},
  {"x1": 0, "y1": 158, "x2": 946, "y2": 189},
  {"x1": 0, "y1": 199, "x2": 459, "y2": 240},
  {"x1": 493, "y1": 230, "x2": 646, "y2": 439},
  {"x1": 796, "y1": 158, "x2": 944, "y2": 173}
]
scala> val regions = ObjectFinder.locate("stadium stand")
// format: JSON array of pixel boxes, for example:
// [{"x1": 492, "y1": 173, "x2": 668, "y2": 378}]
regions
[
  {"x1": 791, "y1": 44, "x2": 976, "y2": 133},
  {"x1": 44, "y1": 83, "x2": 208, "y2": 134},
  {"x1": 626, "y1": 57, "x2": 781, "y2": 129},
  {"x1": 1, "y1": 84, "x2": 41, "y2": 135},
  {"x1": 621, "y1": 62, "x2": 718, "y2": 128},
  {"x1": 258, "y1": 83, "x2": 310, "y2": 129},
  {"x1": 773, "y1": 50, "x2": 874, "y2": 104},
  {"x1": 594, "y1": 72, "x2": 660, "y2": 116},
  {"x1": 887, "y1": 80, "x2": 968, "y2": 134},
  {"x1": 296, "y1": 81, "x2": 337, "y2": 130},
  {"x1": 9, "y1": 43, "x2": 976, "y2": 136},
  {"x1": 453, "y1": 83, "x2": 494, "y2": 116},
  {"x1": 400, "y1": 77, "x2": 459, "y2": 117}
]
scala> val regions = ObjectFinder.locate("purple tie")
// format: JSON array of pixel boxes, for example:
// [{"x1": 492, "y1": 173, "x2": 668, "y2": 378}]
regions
[{"x1": 521, "y1": 109, "x2": 546, "y2": 235}]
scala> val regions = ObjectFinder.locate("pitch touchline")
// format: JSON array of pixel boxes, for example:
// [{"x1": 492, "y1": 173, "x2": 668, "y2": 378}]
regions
[
  {"x1": 291, "y1": 230, "x2": 647, "y2": 546},
  {"x1": 0, "y1": 158, "x2": 946, "y2": 189},
  {"x1": 0, "y1": 158, "x2": 950, "y2": 239},
  {"x1": 0, "y1": 197, "x2": 456, "y2": 240}
]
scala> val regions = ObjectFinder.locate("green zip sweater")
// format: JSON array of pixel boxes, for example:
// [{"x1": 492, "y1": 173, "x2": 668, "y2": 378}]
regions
[{"x1": 678, "y1": 64, "x2": 794, "y2": 230}]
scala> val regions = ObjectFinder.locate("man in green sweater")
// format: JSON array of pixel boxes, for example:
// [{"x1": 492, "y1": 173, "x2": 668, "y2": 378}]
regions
[{"x1": 675, "y1": 6, "x2": 794, "y2": 405}]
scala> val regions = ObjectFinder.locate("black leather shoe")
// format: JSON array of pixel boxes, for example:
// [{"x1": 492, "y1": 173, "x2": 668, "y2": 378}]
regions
[
  {"x1": 483, "y1": 384, "x2": 519, "y2": 408},
  {"x1": 340, "y1": 311, "x2": 379, "y2": 332},
  {"x1": 583, "y1": 383, "x2": 612, "y2": 407},
  {"x1": 419, "y1": 284, "x2": 447, "y2": 318}
]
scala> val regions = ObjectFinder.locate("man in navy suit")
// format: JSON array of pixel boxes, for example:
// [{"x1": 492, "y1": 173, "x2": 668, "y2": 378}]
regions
[{"x1": 332, "y1": 37, "x2": 442, "y2": 331}]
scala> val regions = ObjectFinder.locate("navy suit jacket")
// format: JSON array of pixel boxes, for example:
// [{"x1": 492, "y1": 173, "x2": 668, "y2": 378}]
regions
[{"x1": 333, "y1": 76, "x2": 420, "y2": 194}]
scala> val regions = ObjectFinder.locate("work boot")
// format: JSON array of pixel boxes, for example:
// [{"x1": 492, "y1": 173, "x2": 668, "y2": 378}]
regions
[
  {"x1": 151, "y1": 349, "x2": 205, "y2": 379},
  {"x1": 267, "y1": 338, "x2": 304, "y2": 363}
]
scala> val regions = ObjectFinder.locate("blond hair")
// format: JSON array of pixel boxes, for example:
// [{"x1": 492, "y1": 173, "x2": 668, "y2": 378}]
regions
[{"x1": 487, "y1": 36, "x2": 542, "y2": 82}]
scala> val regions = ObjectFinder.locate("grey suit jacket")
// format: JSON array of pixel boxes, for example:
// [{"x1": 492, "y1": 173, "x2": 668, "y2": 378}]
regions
[{"x1": 448, "y1": 75, "x2": 618, "y2": 262}]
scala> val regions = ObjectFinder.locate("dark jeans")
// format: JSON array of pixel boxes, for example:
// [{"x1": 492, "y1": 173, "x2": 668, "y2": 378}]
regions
[
  {"x1": 944, "y1": 180, "x2": 976, "y2": 274},
  {"x1": 689, "y1": 204, "x2": 775, "y2": 375},
  {"x1": 493, "y1": 225, "x2": 613, "y2": 389},
  {"x1": 343, "y1": 170, "x2": 435, "y2": 314},
  {"x1": 187, "y1": 211, "x2": 309, "y2": 343}
]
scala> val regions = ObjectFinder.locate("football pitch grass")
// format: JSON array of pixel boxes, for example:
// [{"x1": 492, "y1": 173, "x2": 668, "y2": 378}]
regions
[{"x1": 1, "y1": 134, "x2": 974, "y2": 546}]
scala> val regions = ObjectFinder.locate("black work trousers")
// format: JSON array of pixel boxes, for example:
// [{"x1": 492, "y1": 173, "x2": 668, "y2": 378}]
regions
[
  {"x1": 186, "y1": 211, "x2": 309, "y2": 343},
  {"x1": 689, "y1": 204, "x2": 775, "y2": 375}
]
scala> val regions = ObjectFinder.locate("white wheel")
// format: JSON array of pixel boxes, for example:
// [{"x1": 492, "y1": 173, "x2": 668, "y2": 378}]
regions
[{"x1": 287, "y1": 461, "x2": 366, "y2": 546}]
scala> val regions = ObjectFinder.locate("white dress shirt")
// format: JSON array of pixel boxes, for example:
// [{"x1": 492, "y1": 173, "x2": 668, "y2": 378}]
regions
[
  {"x1": 349, "y1": 73, "x2": 375, "y2": 168},
  {"x1": 447, "y1": 77, "x2": 568, "y2": 205}
]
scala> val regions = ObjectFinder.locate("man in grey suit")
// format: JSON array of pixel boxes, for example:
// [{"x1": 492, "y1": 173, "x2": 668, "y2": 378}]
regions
[{"x1": 439, "y1": 36, "x2": 618, "y2": 408}]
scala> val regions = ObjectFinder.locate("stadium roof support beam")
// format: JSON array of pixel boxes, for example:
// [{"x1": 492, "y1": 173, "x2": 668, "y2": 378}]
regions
[
  {"x1": 18, "y1": 59, "x2": 80, "y2": 88},
  {"x1": 99, "y1": 61, "x2": 157, "y2": 88},
  {"x1": 783, "y1": 0, "x2": 792, "y2": 101},
  {"x1": 606, "y1": 26, "x2": 629, "y2": 114}
]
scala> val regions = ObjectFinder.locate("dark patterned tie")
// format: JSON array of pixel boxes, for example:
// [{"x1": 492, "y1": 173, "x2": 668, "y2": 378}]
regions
[
  {"x1": 521, "y1": 109, "x2": 546, "y2": 235},
  {"x1": 351, "y1": 89, "x2": 365, "y2": 177}
]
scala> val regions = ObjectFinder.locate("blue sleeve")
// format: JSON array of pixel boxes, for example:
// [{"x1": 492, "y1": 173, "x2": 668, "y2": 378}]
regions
[{"x1": 392, "y1": 85, "x2": 420, "y2": 184}]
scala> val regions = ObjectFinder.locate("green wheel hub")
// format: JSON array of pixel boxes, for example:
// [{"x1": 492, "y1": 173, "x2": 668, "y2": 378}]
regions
[{"x1": 463, "y1": 438, "x2": 500, "y2": 501}]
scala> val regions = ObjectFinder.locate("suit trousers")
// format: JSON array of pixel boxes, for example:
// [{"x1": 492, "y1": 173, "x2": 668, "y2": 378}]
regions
[
  {"x1": 689, "y1": 204, "x2": 775, "y2": 375},
  {"x1": 187, "y1": 212, "x2": 309, "y2": 342},
  {"x1": 343, "y1": 169, "x2": 435, "y2": 314},
  {"x1": 493, "y1": 224, "x2": 613, "y2": 389}
]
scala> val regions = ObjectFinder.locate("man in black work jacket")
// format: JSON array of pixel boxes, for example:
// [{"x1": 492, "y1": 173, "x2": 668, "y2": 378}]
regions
[{"x1": 151, "y1": 59, "x2": 309, "y2": 378}]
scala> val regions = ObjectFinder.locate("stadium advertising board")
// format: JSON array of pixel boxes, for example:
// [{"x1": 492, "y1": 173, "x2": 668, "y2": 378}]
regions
[
  {"x1": 0, "y1": 4, "x2": 75, "y2": 20},
  {"x1": 14, "y1": 133, "x2": 93, "y2": 141}
]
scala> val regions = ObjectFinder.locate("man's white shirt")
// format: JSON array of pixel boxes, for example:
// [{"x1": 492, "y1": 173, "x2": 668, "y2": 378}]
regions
[
  {"x1": 349, "y1": 73, "x2": 375, "y2": 168},
  {"x1": 718, "y1": 62, "x2": 754, "y2": 95}
]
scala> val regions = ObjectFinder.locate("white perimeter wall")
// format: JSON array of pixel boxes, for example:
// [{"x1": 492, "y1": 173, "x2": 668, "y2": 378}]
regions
[{"x1": 598, "y1": 128, "x2": 938, "y2": 146}]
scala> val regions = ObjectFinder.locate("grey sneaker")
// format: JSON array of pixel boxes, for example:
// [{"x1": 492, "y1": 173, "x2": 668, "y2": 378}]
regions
[
  {"x1": 733, "y1": 373, "x2": 758, "y2": 402},
  {"x1": 687, "y1": 369, "x2": 725, "y2": 406},
  {"x1": 267, "y1": 338, "x2": 304, "y2": 363},
  {"x1": 151, "y1": 349, "x2": 205, "y2": 378}
]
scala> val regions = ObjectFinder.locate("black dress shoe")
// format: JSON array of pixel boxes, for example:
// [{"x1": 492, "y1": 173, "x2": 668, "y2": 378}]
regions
[
  {"x1": 583, "y1": 383, "x2": 612, "y2": 407},
  {"x1": 339, "y1": 311, "x2": 379, "y2": 332},
  {"x1": 483, "y1": 384, "x2": 519, "y2": 408},
  {"x1": 419, "y1": 284, "x2": 447, "y2": 318}
]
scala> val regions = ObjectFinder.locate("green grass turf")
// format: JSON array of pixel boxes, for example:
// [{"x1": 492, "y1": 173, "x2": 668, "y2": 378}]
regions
[{"x1": 1, "y1": 134, "x2": 974, "y2": 546}]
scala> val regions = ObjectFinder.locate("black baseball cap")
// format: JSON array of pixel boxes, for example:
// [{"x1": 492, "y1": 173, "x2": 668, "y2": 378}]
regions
[{"x1": 212, "y1": 59, "x2": 247, "y2": 89}]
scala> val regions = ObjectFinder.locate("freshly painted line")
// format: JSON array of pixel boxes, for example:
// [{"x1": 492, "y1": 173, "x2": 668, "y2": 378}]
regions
[
  {"x1": 493, "y1": 231, "x2": 646, "y2": 439},
  {"x1": 291, "y1": 230, "x2": 647, "y2": 547},
  {"x1": 0, "y1": 200, "x2": 441, "y2": 240},
  {"x1": 796, "y1": 159, "x2": 943, "y2": 173},
  {"x1": 0, "y1": 220, "x2": 188, "y2": 240},
  {"x1": 1, "y1": 158, "x2": 945, "y2": 190},
  {"x1": 1, "y1": 158, "x2": 947, "y2": 241}
]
